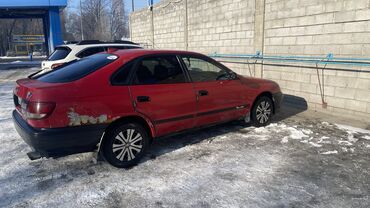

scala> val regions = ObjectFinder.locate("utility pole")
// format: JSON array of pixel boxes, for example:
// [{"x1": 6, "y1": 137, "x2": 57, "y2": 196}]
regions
[
  {"x1": 132, "y1": 0, "x2": 135, "y2": 12},
  {"x1": 80, "y1": 0, "x2": 84, "y2": 40}
]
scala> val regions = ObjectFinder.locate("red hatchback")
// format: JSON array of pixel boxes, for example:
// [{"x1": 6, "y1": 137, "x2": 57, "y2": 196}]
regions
[{"x1": 13, "y1": 49, "x2": 282, "y2": 168}]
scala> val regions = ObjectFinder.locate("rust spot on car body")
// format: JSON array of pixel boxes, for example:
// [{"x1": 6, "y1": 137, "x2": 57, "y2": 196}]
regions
[{"x1": 67, "y1": 108, "x2": 119, "y2": 126}]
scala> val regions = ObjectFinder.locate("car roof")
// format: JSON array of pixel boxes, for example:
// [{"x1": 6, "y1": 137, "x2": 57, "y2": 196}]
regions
[
  {"x1": 111, "y1": 49, "x2": 206, "y2": 60},
  {"x1": 57, "y1": 43, "x2": 142, "y2": 50}
]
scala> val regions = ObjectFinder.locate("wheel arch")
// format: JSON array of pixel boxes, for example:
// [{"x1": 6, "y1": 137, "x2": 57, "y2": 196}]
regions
[{"x1": 103, "y1": 115, "x2": 155, "y2": 143}]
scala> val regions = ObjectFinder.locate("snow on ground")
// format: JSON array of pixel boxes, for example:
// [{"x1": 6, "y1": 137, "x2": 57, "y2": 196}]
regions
[{"x1": 0, "y1": 69, "x2": 369, "y2": 208}]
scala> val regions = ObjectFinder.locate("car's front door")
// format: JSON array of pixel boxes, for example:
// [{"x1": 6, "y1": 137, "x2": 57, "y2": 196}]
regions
[
  {"x1": 180, "y1": 55, "x2": 248, "y2": 127},
  {"x1": 129, "y1": 55, "x2": 197, "y2": 137}
]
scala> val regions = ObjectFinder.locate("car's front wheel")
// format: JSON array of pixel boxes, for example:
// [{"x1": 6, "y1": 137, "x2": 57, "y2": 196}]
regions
[
  {"x1": 251, "y1": 96, "x2": 273, "y2": 127},
  {"x1": 102, "y1": 123, "x2": 150, "y2": 168}
]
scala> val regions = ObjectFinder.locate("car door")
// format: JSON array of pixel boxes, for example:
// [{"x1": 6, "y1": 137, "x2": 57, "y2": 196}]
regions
[
  {"x1": 180, "y1": 55, "x2": 248, "y2": 127},
  {"x1": 129, "y1": 55, "x2": 197, "y2": 137}
]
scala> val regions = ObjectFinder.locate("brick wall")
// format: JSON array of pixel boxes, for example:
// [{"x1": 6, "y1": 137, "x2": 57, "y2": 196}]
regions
[
  {"x1": 130, "y1": 0, "x2": 370, "y2": 120},
  {"x1": 153, "y1": 0, "x2": 186, "y2": 49}
]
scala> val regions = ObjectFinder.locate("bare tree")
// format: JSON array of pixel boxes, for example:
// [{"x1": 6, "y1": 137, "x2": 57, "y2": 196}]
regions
[
  {"x1": 108, "y1": 0, "x2": 129, "y2": 40},
  {"x1": 63, "y1": 12, "x2": 81, "y2": 40},
  {"x1": 80, "y1": 0, "x2": 110, "y2": 40},
  {"x1": 62, "y1": 0, "x2": 129, "y2": 41},
  {"x1": 0, "y1": 20, "x2": 17, "y2": 56},
  {"x1": 61, "y1": 9, "x2": 76, "y2": 41}
]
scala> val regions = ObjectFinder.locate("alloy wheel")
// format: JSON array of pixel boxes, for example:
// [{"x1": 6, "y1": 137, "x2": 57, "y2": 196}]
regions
[
  {"x1": 112, "y1": 129, "x2": 143, "y2": 161},
  {"x1": 256, "y1": 101, "x2": 272, "y2": 124}
]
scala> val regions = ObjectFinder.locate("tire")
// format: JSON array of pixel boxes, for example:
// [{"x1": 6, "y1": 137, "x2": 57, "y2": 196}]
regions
[
  {"x1": 251, "y1": 96, "x2": 273, "y2": 127},
  {"x1": 102, "y1": 123, "x2": 150, "y2": 168}
]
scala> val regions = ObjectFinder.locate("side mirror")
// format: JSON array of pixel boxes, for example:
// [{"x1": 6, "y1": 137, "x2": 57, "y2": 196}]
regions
[{"x1": 229, "y1": 72, "x2": 237, "y2": 80}]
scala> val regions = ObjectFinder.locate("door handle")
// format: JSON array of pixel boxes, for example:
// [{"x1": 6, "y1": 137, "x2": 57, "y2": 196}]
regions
[
  {"x1": 198, "y1": 90, "x2": 208, "y2": 96},
  {"x1": 137, "y1": 96, "x2": 150, "y2": 102}
]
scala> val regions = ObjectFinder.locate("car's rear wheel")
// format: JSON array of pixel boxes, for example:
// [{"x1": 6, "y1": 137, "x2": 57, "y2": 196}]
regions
[
  {"x1": 102, "y1": 123, "x2": 149, "y2": 168},
  {"x1": 251, "y1": 96, "x2": 273, "y2": 127}
]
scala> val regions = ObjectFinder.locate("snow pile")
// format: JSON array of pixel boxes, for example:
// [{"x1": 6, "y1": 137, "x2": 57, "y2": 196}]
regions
[
  {"x1": 243, "y1": 123, "x2": 312, "y2": 144},
  {"x1": 335, "y1": 123, "x2": 370, "y2": 150},
  {"x1": 363, "y1": 135, "x2": 370, "y2": 141},
  {"x1": 235, "y1": 121, "x2": 370, "y2": 155},
  {"x1": 336, "y1": 124, "x2": 370, "y2": 135},
  {"x1": 320, "y1": 150, "x2": 338, "y2": 155}
]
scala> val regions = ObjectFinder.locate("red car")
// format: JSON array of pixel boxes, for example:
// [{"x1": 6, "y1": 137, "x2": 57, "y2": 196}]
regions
[{"x1": 13, "y1": 49, "x2": 282, "y2": 168}]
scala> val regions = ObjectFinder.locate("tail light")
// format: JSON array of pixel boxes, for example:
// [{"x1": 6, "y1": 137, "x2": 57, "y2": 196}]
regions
[
  {"x1": 25, "y1": 101, "x2": 56, "y2": 120},
  {"x1": 51, "y1": 63, "x2": 64, "y2": 69}
]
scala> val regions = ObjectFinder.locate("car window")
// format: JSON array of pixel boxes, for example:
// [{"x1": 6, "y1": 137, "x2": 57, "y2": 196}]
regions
[
  {"x1": 181, "y1": 56, "x2": 229, "y2": 82},
  {"x1": 76, "y1": 47, "x2": 105, "y2": 58},
  {"x1": 34, "y1": 54, "x2": 118, "y2": 83},
  {"x1": 111, "y1": 61, "x2": 135, "y2": 85},
  {"x1": 47, "y1": 47, "x2": 71, "y2": 61},
  {"x1": 133, "y1": 56, "x2": 186, "y2": 85}
]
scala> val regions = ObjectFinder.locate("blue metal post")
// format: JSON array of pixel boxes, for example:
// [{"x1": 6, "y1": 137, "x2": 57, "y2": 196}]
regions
[
  {"x1": 42, "y1": 16, "x2": 50, "y2": 56},
  {"x1": 47, "y1": 7, "x2": 63, "y2": 53}
]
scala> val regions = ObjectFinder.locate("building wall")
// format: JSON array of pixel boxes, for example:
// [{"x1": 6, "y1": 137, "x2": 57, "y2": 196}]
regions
[{"x1": 130, "y1": 0, "x2": 370, "y2": 120}]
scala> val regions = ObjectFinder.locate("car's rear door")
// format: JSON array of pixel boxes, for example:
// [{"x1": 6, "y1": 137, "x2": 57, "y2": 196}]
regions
[
  {"x1": 129, "y1": 55, "x2": 197, "y2": 136},
  {"x1": 180, "y1": 55, "x2": 248, "y2": 126}
]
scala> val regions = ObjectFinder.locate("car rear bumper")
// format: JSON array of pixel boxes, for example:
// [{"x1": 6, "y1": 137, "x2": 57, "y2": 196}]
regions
[
  {"x1": 272, "y1": 92, "x2": 283, "y2": 113},
  {"x1": 12, "y1": 110, "x2": 107, "y2": 158}
]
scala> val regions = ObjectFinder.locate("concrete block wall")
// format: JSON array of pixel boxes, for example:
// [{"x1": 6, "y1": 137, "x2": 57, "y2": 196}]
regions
[
  {"x1": 153, "y1": 0, "x2": 186, "y2": 49},
  {"x1": 130, "y1": 0, "x2": 186, "y2": 49},
  {"x1": 264, "y1": 0, "x2": 370, "y2": 57},
  {"x1": 187, "y1": 0, "x2": 255, "y2": 54},
  {"x1": 130, "y1": 8, "x2": 152, "y2": 47},
  {"x1": 130, "y1": 0, "x2": 370, "y2": 120},
  {"x1": 263, "y1": 0, "x2": 370, "y2": 119}
]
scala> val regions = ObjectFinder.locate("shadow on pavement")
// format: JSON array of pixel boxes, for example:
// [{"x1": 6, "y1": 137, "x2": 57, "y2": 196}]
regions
[
  {"x1": 273, "y1": 94, "x2": 308, "y2": 122},
  {"x1": 144, "y1": 93, "x2": 308, "y2": 164}
]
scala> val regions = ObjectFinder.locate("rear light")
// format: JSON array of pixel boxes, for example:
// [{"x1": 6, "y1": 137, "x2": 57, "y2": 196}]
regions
[
  {"x1": 24, "y1": 101, "x2": 56, "y2": 120},
  {"x1": 51, "y1": 63, "x2": 64, "y2": 69}
]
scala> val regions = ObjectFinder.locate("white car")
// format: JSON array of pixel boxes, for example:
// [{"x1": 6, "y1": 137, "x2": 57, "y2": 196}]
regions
[{"x1": 41, "y1": 40, "x2": 142, "y2": 72}]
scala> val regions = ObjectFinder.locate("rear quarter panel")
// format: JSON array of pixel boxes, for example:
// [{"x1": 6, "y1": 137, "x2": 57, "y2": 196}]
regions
[{"x1": 40, "y1": 60, "x2": 136, "y2": 128}]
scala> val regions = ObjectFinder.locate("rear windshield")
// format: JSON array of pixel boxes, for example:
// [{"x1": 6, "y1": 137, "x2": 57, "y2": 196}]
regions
[
  {"x1": 34, "y1": 53, "x2": 118, "y2": 83},
  {"x1": 47, "y1": 47, "x2": 71, "y2": 61}
]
